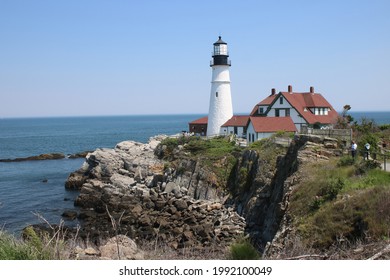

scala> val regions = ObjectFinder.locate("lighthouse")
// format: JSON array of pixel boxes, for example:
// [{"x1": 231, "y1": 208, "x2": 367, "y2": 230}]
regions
[{"x1": 206, "y1": 36, "x2": 233, "y2": 137}]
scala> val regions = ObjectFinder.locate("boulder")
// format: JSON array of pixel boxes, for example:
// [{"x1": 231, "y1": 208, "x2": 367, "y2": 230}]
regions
[
  {"x1": 110, "y1": 173, "x2": 135, "y2": 188},
  {"x1": 99, "y1": 235, "x2": 144, "y2": 260},
  {"x1": 65, "y1": 170, "x2": 88, "y2": 190},
  {"x1": 164, "y1": 182, "x2": 180, "y2": 194},
  {"x1": 61, "y1": 210, "x2": 78, "y2": 220}
]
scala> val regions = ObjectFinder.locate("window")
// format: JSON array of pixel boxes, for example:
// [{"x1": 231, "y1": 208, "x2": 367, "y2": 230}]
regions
[
  {"x1": 234, "y1": 127, "x2": 238, "y2": 135},
  {"x1": 275, "y1": 109, "x2": 280, "y2": 117},
  {"x1": 285, "y1": 108, "x2": 290, "y2": 117},
  {"x1": 259, "y1": 107, "x2": 264, "y2": 114},
  {"x1": 216, "y1": 92, "x2": 218, "y2": 97},
  {"x1": 280, "y1": 97, "x2": 284, "y2": 104}
]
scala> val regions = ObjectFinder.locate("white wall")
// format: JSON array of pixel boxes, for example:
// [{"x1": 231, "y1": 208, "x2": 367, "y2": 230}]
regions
[
  {"x1": 207, "y1": 65, "x2": 233, "y2": 136},
  {"x1": 256, "y1": 132, "x2": 274, "y2": 139},
  {"x1": 246, "y1": 122, "x2": 274, "y2": 143},
  {"x1": 221, "y1": 126, "x2": 245, "y2": 138}
]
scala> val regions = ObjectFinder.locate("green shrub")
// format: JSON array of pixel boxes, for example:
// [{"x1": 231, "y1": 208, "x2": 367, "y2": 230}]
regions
[
  {"x1": 379, "y1": 124, "x2": 390, "y2": 131},
  {"x1": 309, "y1": 197, "x2": 324, "y2": 211},
  {"x1": 320, "y1": 177, "x2": 345, "y2": 201},
  {"x1": 160, "y1": 137, "x2": 179, "y2": 149},
  {"x1": 355, "y1": 159, "x2": 382, "y2": 175},
  {"x1": 229, "y1": 239, "x2": 260, "y2": 260},
  {"x1": 337, "y1": 156, "x2": 355, "y2": 167}
]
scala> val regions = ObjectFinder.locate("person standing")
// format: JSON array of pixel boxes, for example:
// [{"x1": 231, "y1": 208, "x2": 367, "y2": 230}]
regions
[
  {"x1": 351, "y1": 141, "x2": 358, "y2": 159},
  {"x1": 364, "y1": 142, "x2": 371, "y2": 160}
]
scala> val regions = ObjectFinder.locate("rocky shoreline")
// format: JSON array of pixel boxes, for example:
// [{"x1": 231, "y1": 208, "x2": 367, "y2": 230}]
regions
[{"x1": 64, "y1": 136, "x2": 245, "y2": 249}]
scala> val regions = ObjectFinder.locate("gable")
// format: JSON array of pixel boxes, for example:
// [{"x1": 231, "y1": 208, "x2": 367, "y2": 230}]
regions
[{"x1": 277, "y1": 91, "x2": 338, "y2": 125}]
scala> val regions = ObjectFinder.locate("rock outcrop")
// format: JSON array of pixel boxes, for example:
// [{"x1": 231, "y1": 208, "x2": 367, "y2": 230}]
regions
[
  {"x1": 66, "y1": 136, "x2": 245, "y2": 248},
  {"x1": 0, "y1": 153, "x2": 65, "y2": 162}
]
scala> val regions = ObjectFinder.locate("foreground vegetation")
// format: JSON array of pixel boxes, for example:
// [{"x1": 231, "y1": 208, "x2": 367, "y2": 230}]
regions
[
  {"x1": 0, "y1": 226, "x2": 66, "y2": 260},
  {"x1": 0, "y1": 227, "x2": 260, "y2": 260},
  {"x1": 290, "y1": 157, "x2": 390, "y2": 249}
]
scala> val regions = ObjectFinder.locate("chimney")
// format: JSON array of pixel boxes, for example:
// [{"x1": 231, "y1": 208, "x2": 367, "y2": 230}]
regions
[
  {"x1": 288, "y1": 85, "x2": 292, "y2": 93},
  {"x1": 271, "y1": 88, "x2": 276, "y2": 95},
  {"x1": 310, "y1": 86, "x2": 314, "y2": 93}
]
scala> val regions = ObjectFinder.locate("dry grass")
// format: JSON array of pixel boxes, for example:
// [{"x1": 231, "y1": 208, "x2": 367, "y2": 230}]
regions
[
  {"x1": 289, "y1": 158, "x2": 390, "y2": 250},
  {"x1": 138, "y1": 240, "x2": 229, "y2": 260}
]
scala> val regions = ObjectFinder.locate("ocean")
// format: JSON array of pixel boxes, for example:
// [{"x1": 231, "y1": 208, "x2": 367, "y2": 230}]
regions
[
  {"x1": 0, "y1": 114, "x2": 203, "y2": 234},
  {"x1": 0, "y1": 112, "x2": 389, "y2": 235}
]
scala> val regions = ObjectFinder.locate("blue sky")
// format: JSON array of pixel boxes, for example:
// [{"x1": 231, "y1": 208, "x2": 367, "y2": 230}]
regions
[{"x1": 1, "y1": 0, "x2": 389, "y2": 117}]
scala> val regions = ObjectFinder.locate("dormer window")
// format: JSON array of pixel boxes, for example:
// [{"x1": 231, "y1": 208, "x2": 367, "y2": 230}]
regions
[
  {"x1": 259, "y1": 107, "x2": 264, "y2": 114},
  {"x1": 280, "y1": 97, "x2": 284, "y2": 104},
  {"x1": 312, "y1": 107, "x2": 330, "y2": 115}
]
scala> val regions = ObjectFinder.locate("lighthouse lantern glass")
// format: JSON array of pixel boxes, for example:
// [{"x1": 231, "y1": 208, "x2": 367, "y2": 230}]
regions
[{"x1": 214, "y1": 44, "x2": 227, "y2": 55}]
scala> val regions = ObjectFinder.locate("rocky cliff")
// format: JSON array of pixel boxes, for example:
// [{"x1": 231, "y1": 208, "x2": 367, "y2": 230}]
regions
[
  {"x1": 225, "y1": 135, "x2": 341, "y2": 251},
  {"x1": 65, "y1": 134, "x2": 341, "y2": 253}
]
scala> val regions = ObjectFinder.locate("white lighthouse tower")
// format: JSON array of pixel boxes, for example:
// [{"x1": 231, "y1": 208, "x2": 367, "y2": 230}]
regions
[{"x1": 206, "y1": 36, "x2": 233, "y2": 137}]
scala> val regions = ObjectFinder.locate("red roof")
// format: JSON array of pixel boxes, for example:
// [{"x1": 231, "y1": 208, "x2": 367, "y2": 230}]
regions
[
  {"x1": 249, "y1": 117, "x2": 297, "y2": 133},
  {"x1": 252, "y1": 89, "x2": 338, "y2": 125},
  {"x1": 259, "y1": 95, "x2": 277, "y2": 105},
  {"x1": 221, "y1": 115, "x2": 250, "y2": 127},
  {"x1": 279, "y1": 92, "x2": 338, "y2": 124},
  {"x1": 250, "y1": 95, "x2": 277, "y2": 115},
  {"x1": 189, "y1": 116, "x2": 208, "y2": 125}
]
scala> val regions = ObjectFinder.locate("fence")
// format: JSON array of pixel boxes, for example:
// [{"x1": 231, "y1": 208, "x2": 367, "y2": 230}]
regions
[
  {"x1": 345, "y1": 148, "x2": 389, "y2": 172},
  {"x1": 301, "y1": 128, "x2": 353, "y2": 142}
]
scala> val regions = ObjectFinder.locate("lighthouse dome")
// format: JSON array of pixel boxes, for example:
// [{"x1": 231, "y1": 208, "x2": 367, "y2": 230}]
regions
[{"x1": 213, "y1": 36, "x2": 227, "y2": 45}]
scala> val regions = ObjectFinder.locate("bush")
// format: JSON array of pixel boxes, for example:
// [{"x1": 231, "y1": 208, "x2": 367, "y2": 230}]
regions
[
  {"x1": 379, "y1": 124, "x2": 390, "y2": 131},
  {"x1": 309, "y1": 197, "x2": 324, "y2": 211},
  {"x1": 355, "y1": 159, "x2": 382, "y2": 175},
  {"x1": 337, "y1": 156, "x2": 355, "y2": 167},
  {"x1": 229, "y1": 239, "x2": 260, "y2": 260},
  {"x1": 320, "y1": 177, "x2": 345, "y2": 201}
]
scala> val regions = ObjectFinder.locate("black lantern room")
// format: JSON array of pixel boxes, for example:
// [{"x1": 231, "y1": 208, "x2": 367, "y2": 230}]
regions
[{"x1": 210, "y1": 36, "x2": 231, "y2": 66}]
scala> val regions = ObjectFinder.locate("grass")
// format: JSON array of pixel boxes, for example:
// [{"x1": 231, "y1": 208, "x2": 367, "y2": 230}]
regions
[
  {"x1": 0, "y1": 214, "x2": 79, "y2": 260},
  {"x1": 247, "y1": 137, "x2": 288, "y2": 163},
  {"x1": 290, "y1": 158, "x2": 390, "y2": 248},
  {"x1": 0, "y1": 228, "x2": 52, "y2": 260}
]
